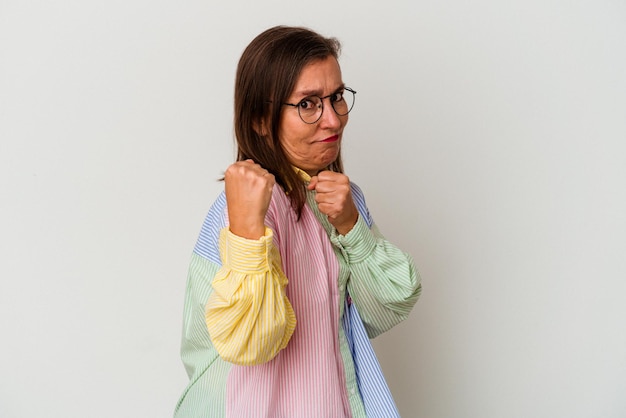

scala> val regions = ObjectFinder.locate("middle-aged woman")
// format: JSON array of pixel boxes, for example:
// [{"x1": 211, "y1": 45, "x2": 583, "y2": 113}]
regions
[{"x1": 175, "y1": 25, "x2": 422, "y2": 417}]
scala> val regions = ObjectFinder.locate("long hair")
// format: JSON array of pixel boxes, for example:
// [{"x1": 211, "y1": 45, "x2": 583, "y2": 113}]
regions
[{"x1": 233, "y1": 26, "x2": 344, "y2": 217}]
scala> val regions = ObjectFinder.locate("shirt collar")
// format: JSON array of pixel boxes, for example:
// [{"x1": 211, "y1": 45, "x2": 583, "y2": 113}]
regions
[{"x1": 293, "y1": 166, "x2": 312, "y2": 182}]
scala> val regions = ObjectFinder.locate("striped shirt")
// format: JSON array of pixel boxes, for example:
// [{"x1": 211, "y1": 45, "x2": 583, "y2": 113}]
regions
[{"x1": 175, "y1": 177, "x2": 421, "y2": 417}]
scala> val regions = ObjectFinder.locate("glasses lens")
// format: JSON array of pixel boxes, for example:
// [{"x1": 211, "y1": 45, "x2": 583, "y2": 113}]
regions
[
  {"x1": 298, "y1": 96, "x2": 323, "y2": 124},
  {"x1": 332, "y1": 89, "x2": 355, "y2": 116}
]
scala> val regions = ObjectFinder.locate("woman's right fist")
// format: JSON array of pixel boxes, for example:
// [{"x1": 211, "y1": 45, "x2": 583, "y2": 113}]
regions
[{"x1": 224, "y1": 160, "x2": 275, "y2": 240}]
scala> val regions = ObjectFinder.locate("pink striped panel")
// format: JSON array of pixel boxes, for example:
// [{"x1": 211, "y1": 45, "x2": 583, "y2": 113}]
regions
[{"x1": 225, "y1": 185, "x2": 351, "y2": 417}]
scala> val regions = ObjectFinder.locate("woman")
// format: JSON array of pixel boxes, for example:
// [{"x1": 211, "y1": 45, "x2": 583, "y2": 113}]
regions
[{"x1": 175, "y1": 26, "x2": 421, "y2": 418}]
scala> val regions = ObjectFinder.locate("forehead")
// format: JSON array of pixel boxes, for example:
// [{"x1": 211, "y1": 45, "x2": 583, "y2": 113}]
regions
[{"x1": 290, "y1": 57, "x2": 343, "y2": 97}]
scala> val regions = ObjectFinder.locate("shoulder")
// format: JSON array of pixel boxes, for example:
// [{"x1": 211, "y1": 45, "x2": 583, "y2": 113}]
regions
[{"x1": 193, "y1": 191, "x2": 227, "y2": 265}]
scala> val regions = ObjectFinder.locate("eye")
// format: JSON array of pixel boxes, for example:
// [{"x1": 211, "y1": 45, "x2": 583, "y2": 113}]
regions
[
  {"x1": 330, "y1": 91, "x2": 344, "y2": 102},
  {"x1": 298, "y1": 98, "x2": 317, "y2": 110}
]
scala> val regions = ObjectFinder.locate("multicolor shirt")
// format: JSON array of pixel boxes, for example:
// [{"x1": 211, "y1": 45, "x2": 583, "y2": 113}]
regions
[{"x1": 175, "y1": 175, "x2": 421, "y2": 417}]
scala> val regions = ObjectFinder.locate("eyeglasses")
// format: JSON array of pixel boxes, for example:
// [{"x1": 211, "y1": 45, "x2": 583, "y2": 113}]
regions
[{"x1": 282, "y1": 87, "x2": 356, "y2": 124}]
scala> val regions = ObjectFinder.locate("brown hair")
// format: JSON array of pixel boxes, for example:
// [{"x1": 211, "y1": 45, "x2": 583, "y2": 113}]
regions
[{"x1": 233, "y1": 25, "x2": 344, "y2": 217}]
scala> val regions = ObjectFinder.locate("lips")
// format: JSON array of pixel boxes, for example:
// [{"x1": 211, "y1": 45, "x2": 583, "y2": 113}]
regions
[{"x1": 320, "y1": 135, "x2": 339, "y2": 143}]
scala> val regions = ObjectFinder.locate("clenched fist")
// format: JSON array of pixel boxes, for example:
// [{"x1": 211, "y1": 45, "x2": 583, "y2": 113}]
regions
[
  {"x1": 225, "y1": 160, "x2": 275, "y2": 240},
  {"x1": 307, "y1": 171, "x2": 358, "y2": 235}
]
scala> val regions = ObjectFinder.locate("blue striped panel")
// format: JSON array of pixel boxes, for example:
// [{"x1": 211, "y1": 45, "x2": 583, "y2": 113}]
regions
[
  {"x1": 343, "y1": 298, "x2": 401, "y2": 418},
  {"x1": 193, "y1": 191, "x2": 227, "y2": 266},
  {"x1": 346, "y1": 183, "x2": 401, "y2": 417}
]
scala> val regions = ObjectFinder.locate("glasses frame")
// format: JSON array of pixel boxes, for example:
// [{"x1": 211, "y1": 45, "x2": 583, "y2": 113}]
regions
[{"x1": 282, "y1": 87, "x2": 357, "y2": 124}]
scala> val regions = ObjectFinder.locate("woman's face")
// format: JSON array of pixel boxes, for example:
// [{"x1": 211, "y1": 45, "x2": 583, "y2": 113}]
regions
[{"x1": 278, "y1": 56, "x2": 349, "y2": 177}]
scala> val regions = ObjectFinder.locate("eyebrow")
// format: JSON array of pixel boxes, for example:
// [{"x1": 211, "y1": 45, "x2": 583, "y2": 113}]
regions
[{"x1": 293, "y1": 83, "x2": 346, "y2": 99}]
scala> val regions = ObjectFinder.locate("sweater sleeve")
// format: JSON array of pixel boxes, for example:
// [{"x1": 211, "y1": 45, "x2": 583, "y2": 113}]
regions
[
  {"x1": 331, "y1": 217, "x2": 422, "y2": 338},
  {"x1": 205, "y1": 227, "x2": 296, "y2": 366}
]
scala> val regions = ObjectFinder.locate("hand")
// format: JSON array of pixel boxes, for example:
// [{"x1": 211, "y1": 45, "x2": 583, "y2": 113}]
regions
[
  {"x1": 307, "y1": 171, "x2": 358, "y2": 235},
  {"x1": 224, "y1": 160, "x2": 275, "y2": 240}
]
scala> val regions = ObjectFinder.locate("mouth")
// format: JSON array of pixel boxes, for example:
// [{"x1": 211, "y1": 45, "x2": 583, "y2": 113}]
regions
[{"x1": 320, "y1": 135, "x2": 339, "y2": 143}]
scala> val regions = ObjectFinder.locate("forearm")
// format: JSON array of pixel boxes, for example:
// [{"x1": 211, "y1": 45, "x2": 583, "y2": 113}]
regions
[
  {"x1": 333, "y1": 217, "x2": 421, "y2": 337},
  {"x1": 205, "y1": 227, "x2": 296, "y2": 365}
]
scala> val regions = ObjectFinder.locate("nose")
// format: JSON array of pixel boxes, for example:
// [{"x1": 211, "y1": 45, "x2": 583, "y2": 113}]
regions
[{"x1": 318, "y1": 99, "x2": 343, "y2": 129}]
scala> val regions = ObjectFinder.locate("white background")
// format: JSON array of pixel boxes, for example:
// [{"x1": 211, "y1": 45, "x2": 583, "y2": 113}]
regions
[{"x1": 1, "y1": 0, "x2": 625, "y2": 417}]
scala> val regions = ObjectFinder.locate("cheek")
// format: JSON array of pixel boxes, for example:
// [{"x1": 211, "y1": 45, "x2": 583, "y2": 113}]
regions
[
  {"x1": 279, "y1": 124, "x2": 315, "y2": 151},
  {"x1": 278, "y1": 116, "x2": 301, "y2": 145}
]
